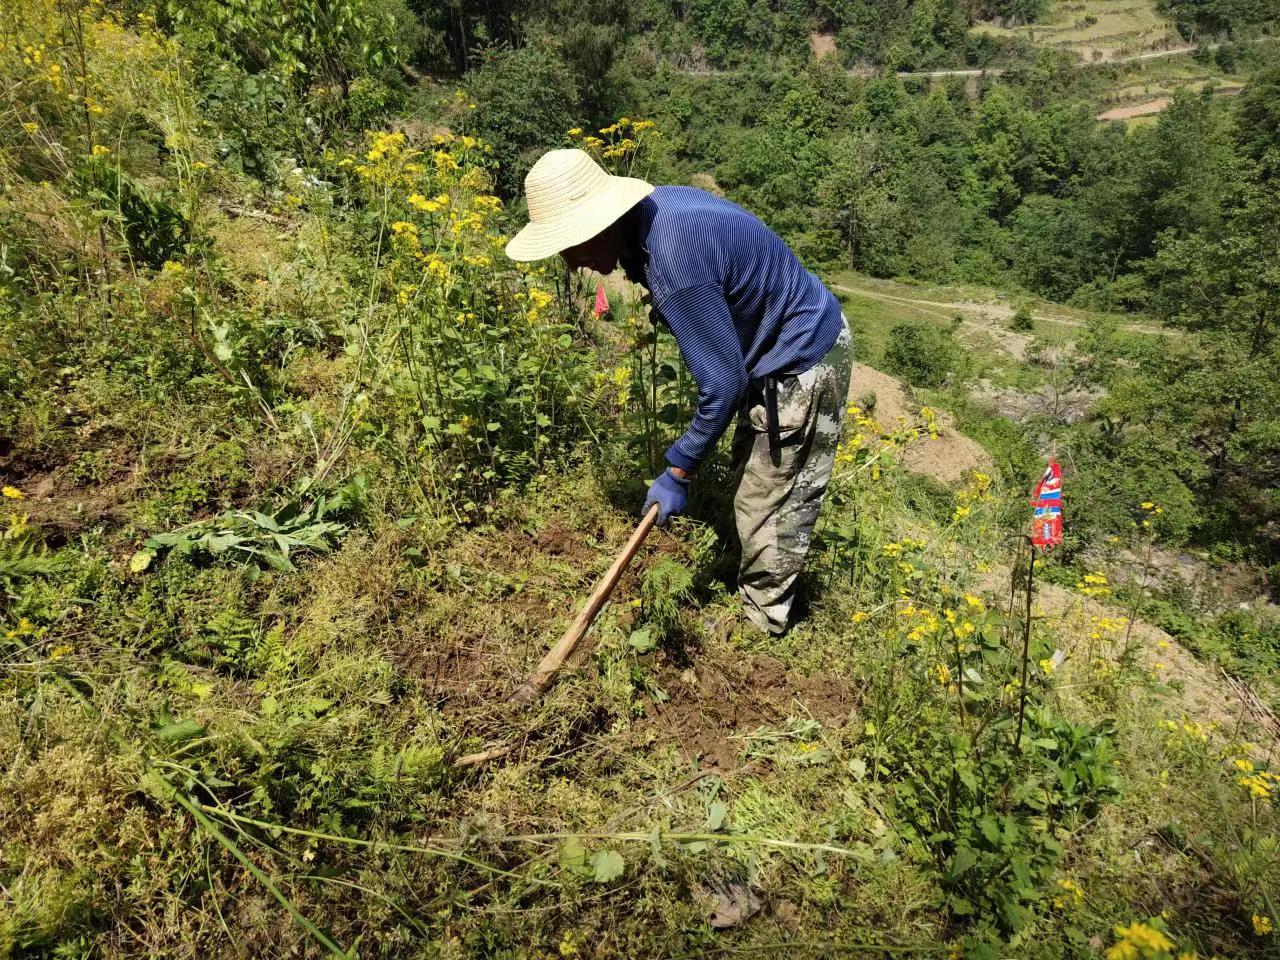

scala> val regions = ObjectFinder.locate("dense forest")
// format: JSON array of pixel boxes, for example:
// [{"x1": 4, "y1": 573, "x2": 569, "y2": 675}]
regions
[{"x1": 3, "y1": 0, "x2": 1280, "y2": 956}]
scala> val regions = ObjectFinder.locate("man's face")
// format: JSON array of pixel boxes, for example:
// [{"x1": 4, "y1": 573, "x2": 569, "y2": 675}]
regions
[{"x1": 560, "y1": 223, "x2": 621, "y2": 275}]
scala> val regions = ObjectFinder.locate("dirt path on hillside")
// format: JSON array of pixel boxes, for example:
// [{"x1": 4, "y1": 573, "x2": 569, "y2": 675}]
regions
[
  {"x1": 678, "y1": 39, "x2": 1275, "y2": 80},
  {"x1": 848, "y1": 362, "x2": 994, "y2": 483},
  {"x1": 1097, "y1": 97, "x2": 1172, "y2": 120},
  {"x1": 832, "y1": 280, "x2": 1174, "y2": 343}
]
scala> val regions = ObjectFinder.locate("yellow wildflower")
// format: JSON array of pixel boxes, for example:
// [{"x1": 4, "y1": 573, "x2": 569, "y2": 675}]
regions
[
  {"x1": 567, "y1": 127, "x2": 582, "y2": 136},
  {"x1": 91, "y1": 144, "x2": 110, "y2": 156},
  {"x1": 1254, "y1": 913, "x2": 1274, "y2": 935},
  {"x1": 22, "y1": 121, "x2": 38, "y2": 134},
  {"x1": 1107, "y1": 922, "x2": 1173, "y2": 960},
  {"x1": 1238, "y1": 773, "x2": 1272, "y2": 802},
  {"x1": 1076, "y1": 572, "x2": 1112, "y2": 597},
  {"x1": 6, "y1": 617, "x2": 36, "y2": 639},
  {"x1": 851, "y1": 611, "x2": 869, "y2": 624},
  {"x1": 1051, "y1": 877, "x2": 1085, "y2": 910},
  {"x1": 408, "y1": 193, "x2": 442, "y2": 214},
  {"x1": 433, "y1": 150, "x2": 460, "y2": 174},
  {"x1": 2, "y1": 486, "x2": 23, "y2": 500}
]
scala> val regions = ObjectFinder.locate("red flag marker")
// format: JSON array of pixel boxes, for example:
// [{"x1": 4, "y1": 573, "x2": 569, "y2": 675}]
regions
[
  {"x1": 1030, "y1": 460, "x2": 1063, "y2": 551},
  {"x1": 593, "y1": 281, "x2": 610, "y2": 318}
]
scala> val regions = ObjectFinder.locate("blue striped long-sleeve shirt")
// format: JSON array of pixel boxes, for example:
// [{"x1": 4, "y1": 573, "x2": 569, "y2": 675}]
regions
[{"x1": 618, "y1": 186, "x2": 843, "y2": 472}]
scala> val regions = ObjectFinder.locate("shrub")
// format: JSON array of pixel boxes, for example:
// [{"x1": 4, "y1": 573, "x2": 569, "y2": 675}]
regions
[
  {"x1": 884, "y1": 320, "x2": 957, "y2": 388},
  {"x1": 464, "y1": 44, "x2": 581, "y2": 195}
]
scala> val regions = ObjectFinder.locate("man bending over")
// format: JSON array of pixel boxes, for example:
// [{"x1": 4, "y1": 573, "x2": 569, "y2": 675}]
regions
[{"x1": 505, "y1": 149, "x2": 852, "y2": 636}]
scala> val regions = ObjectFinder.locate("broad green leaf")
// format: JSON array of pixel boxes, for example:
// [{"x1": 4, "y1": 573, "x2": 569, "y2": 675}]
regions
[
  {"x1": 648, "y1": 826, "x2": 666, "y2": 868},
  {"x1": 558, "y1": 837, "x2": 588, "y2": 875},
  {"x1": 706, "y1": 800, "x2": 727, "y2": 831},
  {"x1": 979, "y1": 815, "x2": 1000, "y2": 846},
  {"x1": 590, "y1": 849, "x2": 624, "y2": 883},
  {"x1": 949, "y1": 844, "x2": 978, "y2": 877},
  {"x1": 628, "y1": 628, "x2": 655, "y2": 653}
]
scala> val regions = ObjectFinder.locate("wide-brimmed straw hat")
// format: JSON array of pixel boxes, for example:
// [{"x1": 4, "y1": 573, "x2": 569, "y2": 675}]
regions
[{"x1": 504, "y1": 149, "x2": 654, "y2": 262}]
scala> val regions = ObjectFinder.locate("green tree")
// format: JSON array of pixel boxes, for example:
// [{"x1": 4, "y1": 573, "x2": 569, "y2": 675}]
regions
[
  {"x1": 524, "y1": 0, "x2": 632, "y2": 115},
  {"x1": 1235, "y1": 65, "x2": 1280, "y2": 173},
  {"x1": 464, "y1": 44, "x2": 581, "y2": 194}
]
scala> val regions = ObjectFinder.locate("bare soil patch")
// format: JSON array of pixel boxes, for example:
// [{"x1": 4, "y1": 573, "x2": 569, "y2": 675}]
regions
[
  {"x1": 809, "y1": 32, "x2": 837, "y2": 58},
  {"x1": 978, "y1": 569, "x2": 1280, "y2": 746},
  {"x1": 850, "y1": 363, "x2": 994, "y2": 484},
  {"x1": 642, "y1": 652, "x2": 858, "y2": 769},
  {"x1": 533, "y1": 517, "x2": 596, "y2": 563}
]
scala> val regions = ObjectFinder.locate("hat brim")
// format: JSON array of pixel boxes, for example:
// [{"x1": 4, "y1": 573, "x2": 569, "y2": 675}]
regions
[{"x1": 505, "y1": 176, "x2": 654, "y2": 262}]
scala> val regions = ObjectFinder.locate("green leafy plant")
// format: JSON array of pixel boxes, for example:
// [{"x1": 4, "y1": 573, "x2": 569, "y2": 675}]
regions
[{"x1": 140, "y1": 498, "x2": 347, "y2": 572}]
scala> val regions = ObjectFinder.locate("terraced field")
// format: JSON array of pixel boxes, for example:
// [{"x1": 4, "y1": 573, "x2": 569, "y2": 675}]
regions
[{"x1": 973, "y1": 0, "x2": 1179, "y2": 60}]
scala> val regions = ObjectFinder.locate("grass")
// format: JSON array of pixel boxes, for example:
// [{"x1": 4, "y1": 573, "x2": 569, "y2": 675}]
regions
[
  {"x1": 6, "y1": 306, "x2": 1279, "y2": 956},
  {"x1": 828, "y1": 270, "x2": 1168, "y2": 394}
]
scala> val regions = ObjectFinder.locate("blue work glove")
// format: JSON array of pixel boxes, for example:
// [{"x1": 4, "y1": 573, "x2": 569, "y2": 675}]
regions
[{"x1": 643, "y1": 469, "x2": 689, "y2": 526}]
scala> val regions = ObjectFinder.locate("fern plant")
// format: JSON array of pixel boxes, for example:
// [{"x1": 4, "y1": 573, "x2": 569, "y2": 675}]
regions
[{"x1": 1, "y1": 517, "x2": 73, "y2": 608}]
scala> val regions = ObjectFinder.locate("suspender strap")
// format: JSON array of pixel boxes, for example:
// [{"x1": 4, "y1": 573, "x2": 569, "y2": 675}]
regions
[{"x1": 765, "y1": 376, "x2": 781, "y2": 466}]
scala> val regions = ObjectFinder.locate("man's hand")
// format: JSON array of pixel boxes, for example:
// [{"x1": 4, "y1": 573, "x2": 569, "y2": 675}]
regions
[{"x1": 644, "y1": 469, "x2": 689, "y2": 526}]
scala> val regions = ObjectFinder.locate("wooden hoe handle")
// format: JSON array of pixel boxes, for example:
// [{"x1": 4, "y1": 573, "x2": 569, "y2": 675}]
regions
[{"x1": 512, "y1": 503, "x2": 660, "y2": 704}]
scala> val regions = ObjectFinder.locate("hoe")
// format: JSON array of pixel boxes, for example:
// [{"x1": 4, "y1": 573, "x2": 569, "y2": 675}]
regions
[{"x1": 456, "y1": 502, "x2": 660, "y2": 767}]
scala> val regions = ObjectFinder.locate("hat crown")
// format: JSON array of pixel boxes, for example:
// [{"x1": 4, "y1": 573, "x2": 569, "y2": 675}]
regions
[{"x1": 524, "y1": 149, "x2": 610, "y2": 222}]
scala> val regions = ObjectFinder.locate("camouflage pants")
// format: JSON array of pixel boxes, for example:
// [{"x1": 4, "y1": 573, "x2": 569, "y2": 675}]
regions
[{"x1": 730, "y1": 317, "x2": 853, "y2": 635}]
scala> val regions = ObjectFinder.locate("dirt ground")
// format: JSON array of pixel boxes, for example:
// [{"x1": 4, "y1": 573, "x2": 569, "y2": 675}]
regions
[
  {"x1": 980, "y1": 569, "x2": 1280, "y2": 751},
  {"x1": 849, "y1": 362, "x2": 994, "y2": 484},
  {"x1": 1096, "y1": 97, "x2": 1172, "y2": 120},
  {"x1": 809, "y1": 32, "x2": 837, "y2": 59},
  {"x1": 642, "y1": 652, "x2": 858, "y2": 769}
]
